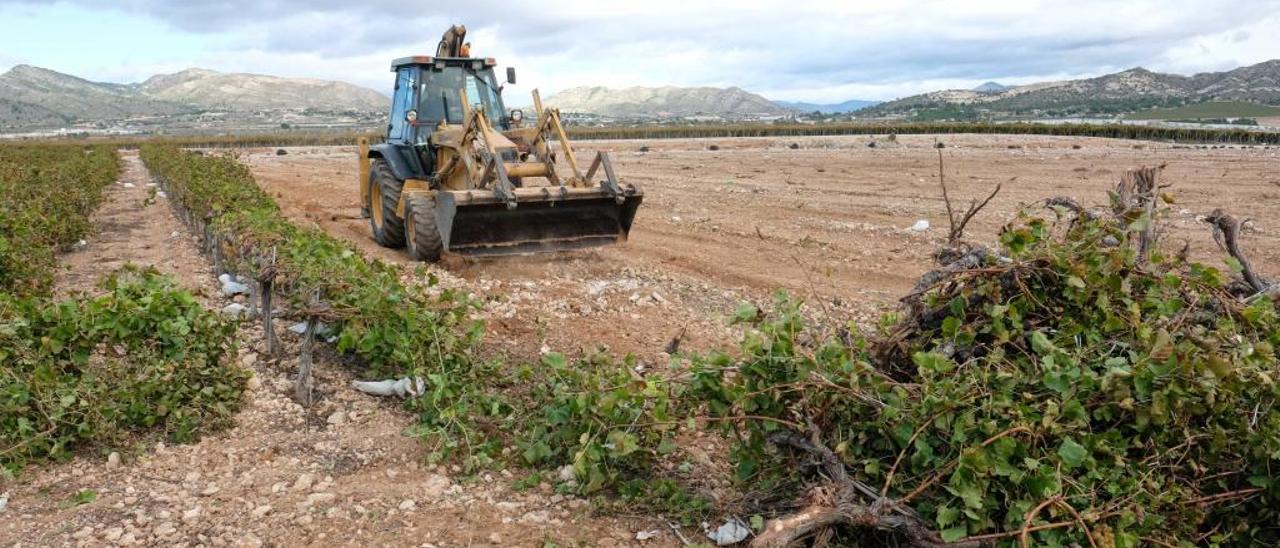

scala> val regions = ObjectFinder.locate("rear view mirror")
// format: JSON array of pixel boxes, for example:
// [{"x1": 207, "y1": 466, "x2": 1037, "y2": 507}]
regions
[{"x1": 506, "y1": 67, "x2": 516, "y2": 85}]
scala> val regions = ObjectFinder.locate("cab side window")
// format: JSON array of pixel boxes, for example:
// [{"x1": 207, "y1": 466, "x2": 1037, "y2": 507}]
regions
[{"x1": 388, "y1": 68, "x2": 416, "y2": 141}]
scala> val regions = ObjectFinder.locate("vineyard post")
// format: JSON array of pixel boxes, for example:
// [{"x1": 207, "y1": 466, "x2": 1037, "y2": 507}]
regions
[
  {"x1": 258, "y1": 247, "x2": 279, "y2": 357},
  {"x1": 293, "y1": 289, "x2": 320, "y2": 406}
]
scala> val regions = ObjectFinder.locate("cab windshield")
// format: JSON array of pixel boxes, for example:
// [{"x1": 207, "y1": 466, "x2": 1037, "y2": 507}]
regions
[{"x1": 419, "y1": 66, "x2": 506, "y2": 128}]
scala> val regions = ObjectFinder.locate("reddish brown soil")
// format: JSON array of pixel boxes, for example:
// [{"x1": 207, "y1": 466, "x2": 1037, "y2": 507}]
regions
[{"x1": 241, "y1": 134, "x2": 1280, "y2": 360}]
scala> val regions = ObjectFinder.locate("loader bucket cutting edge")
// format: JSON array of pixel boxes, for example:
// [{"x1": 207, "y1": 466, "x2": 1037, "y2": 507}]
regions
[{"x1": 435, "y1": 188, "x2": 643, "y2": 257}]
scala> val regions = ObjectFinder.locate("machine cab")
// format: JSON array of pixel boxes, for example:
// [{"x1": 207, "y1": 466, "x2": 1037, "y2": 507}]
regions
[{"x1": 386, "y1": 56, "x2": 513, "y2": 145}]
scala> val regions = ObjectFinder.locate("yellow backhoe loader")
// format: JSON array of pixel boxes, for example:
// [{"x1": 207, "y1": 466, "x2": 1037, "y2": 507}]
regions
[{"x1": 358, "y1": 25, "x2": 643, "y2": 260}]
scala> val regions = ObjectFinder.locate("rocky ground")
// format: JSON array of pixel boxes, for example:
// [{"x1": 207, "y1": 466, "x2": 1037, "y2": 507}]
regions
[
  {"x1": 242, "y1": 134, "x2": 1280, "y2": 361},
  {"x1": 5, "y1": 135, "x2": 1279, "y2": 547},
  {"x1": 1, "y1": 152, "x2": 678, "y2": 547}
]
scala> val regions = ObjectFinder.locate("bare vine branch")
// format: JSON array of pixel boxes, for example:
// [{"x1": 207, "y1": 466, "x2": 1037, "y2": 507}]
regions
[{"x1": 1204, "y1": 208, "x2": 1270, "y2": 293}]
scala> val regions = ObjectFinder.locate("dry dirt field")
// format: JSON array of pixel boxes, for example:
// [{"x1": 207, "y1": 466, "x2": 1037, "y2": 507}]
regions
[
  {"x1": 242, "y1": 134, "x2": 1280, "y2": 360},
  {"x1": 7, "y1": 135, "x2": 1277, "y2": 548}
]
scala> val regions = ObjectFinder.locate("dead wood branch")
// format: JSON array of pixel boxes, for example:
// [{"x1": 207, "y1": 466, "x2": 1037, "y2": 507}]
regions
[
  {"x1": 952, "y1": 183, "x2": 1003, "y2": 244},
  {"x1": 937, "y1": 148, "x2": 957, "y2": 242},
  {"x1": 1204, "y1": 208, "x2": 1270, "y2": 293},
  {"x1": 935, "y1": 148, "x2": 1003, "y2": 245},
  {"x1": 294, "y1": 289, "x2": 324, "y2": 406},
  {"x1": 751, "y1": 425, "x2": 978, "y2": 548},
  {"x1": 1045, "y1": 196, "x2": 1085, "y2": 216},
  {"x1": 258, "y1": 247, "x2": 279, "y2": 356},
  {"x1": 1111, "y1": 165, "x2": 1165, "y2": 262}
]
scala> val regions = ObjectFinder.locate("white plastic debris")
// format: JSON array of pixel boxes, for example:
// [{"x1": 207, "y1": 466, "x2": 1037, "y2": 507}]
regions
[
  {"x1": 635, "y1": 530, "x2": 661, "y2": 541},
  {"x1": 909, "y1": 219, "x2": 930, "y2": 232},
  {"x1": 705, "y1": 518, "x2": 751, "y2": 546},
  {"x1": 218, "y1": 273, "x2": 250, "y2": 296},
  {"x1": 0, "y1": 491, "x2": 8, "y2": 513},
  {"x1": 122, "y1": 182, "x2": 136, "y2": 188},
  {"x1": 351, "y1": 377, "x2": 427, "y2": 398},
  {"x1": 157, "y1": 191, "x2": 168, "y2": 199}
]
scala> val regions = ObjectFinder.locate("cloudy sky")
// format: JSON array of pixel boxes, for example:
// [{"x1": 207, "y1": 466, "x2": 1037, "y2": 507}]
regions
[{"x1": 2, "y1": 0, "x2": 1279, "y2": 103}]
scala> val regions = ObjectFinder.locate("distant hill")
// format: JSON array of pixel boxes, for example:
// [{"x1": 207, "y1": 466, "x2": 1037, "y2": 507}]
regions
[
  {"x1": 0, "y1": 65, "x2": 191, "y2": 128},
  {"x1": 973, "y1": 81, "x2": 1009, "y2": 93},
  {"x1": 138, "y1": 68, "x2": 387, "y2": 112},
  {"x1": 547, "y1": 86, "x2": 790, "y2": 118},
  {"x1": 861, "y1": 60, "x2": 1280, "y2": 119},
  {"x1": 773, "y1": 99, "x2": 879, "y2": 113},
  {"x1": 0, "y1": 64, "x2": 388, "y2": 131}
]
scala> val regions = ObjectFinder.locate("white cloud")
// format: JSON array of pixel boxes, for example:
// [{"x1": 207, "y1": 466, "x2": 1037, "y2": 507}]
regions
[{"x1": 5, "y1": 0, "x2": 1280, "y2": 102}]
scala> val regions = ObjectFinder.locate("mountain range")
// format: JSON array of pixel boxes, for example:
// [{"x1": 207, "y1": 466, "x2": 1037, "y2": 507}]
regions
[
  {"x1": 546, "y1": 85, "x2": 791, "y2": 118},
  {"x1": 861, "y1": 60, "x2": 1280, "y2": 119},
  {"x1": 4, "y1": 58, "x2": 1280, "y2": 132},
  {"x1": 773, "y1": 99, "x2": 880, "y2": 113},
  {"x1": 0, "y1": 65, "x2": 387, "y2": 131}
]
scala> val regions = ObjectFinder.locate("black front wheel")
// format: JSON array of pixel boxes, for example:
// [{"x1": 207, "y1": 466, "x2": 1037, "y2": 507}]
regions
[
  {"x1": 368, "y1": 159, "x2": 405, "y2": 248},
  {"x1": 404, "y1": 195, "x2": 444, "y2": 262}
]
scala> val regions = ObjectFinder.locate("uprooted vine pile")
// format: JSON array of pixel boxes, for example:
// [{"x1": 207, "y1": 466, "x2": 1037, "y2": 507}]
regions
[
  {"x1": 677, "y1": 179, "x2": 1280, "y2": 545},
  {"x1": 477, "y1": 168, "x2": 1278, "y2": 545}
]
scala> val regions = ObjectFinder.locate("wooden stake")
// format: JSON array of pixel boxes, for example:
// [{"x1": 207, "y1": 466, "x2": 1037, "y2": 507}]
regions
[{"x1": 294, "y1": 289, "x2": 320, "y2": 406}]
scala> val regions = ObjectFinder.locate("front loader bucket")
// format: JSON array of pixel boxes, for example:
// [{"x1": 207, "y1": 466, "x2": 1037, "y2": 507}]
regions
[{"x1": 435, "y1": 186, "x2": 643, "y2": 257}]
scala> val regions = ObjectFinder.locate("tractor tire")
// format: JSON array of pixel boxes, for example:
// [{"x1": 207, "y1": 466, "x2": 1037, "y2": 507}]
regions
[
  {"x1": 367, "y1": 159, "x2": 405, "y2": 248},
  {"x1": 404, "y1": 195, "x2": 444, "y2": 262}
]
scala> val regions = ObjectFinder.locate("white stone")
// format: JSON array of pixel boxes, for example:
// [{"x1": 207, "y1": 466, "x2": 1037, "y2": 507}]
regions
[
  {"x1": 292, "y1": 473, "x2": 315, "y2": 491},
  {"x1": 520, "y1": 510, "x2": 550, "y2": 524},
  {"x1": 107, "y1": 452, "x2": 121, "y2": 467},
  {"x1": 398, "y1": 499, "x2": 416, "y2": 511},
  {"x1": 303, "y1": 493, "x2": 336, "y2": 508},
  {"x1": 251, "y1": 505, "x2": 272, "y2": 518},
  {"x1": 558, "y1": 465, "x2": 575, "y2": 482}
]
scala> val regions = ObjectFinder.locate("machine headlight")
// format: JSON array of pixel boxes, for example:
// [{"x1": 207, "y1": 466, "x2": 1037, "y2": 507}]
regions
[
  {"x1": 406, "y1": 109, "x2": 418, "y2": 123},
  {"x1": 509, "y1": 108, "x2": 524, "y2": 123}
]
